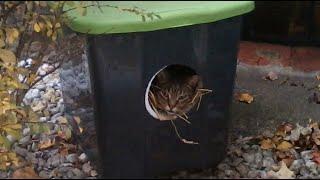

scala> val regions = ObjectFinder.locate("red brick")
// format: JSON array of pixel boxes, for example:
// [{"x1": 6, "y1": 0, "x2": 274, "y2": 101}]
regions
[
  {"x1": 237, "y1": 41, "x2": 291, "y2": 67},
  {"x1": 291, "y1": 47, "x2": 320, "y2": 72}
]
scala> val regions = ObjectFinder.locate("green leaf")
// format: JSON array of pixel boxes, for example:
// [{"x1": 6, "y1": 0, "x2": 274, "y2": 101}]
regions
[
  {"x1": 28, "y1": 123, "x2": 50, "y2": 135},
  {"x1": 0, "y1": 135, "x2": 12, "y2": 150},
  {"x1": 65, "y1": 1, "x2": 75, "y2": 7},
  {"x1": 0, "y1": 49, "x2": 16, "y2": 65},
  {"x1": 3, "y1": 127, "x2": 22, "y2": 140},
  {"x1": 0, "y1": 38, "x2": 5, "y2": 48},
  {"x1": 39, "y1": 124, "x2": 51, "y2": 134}
]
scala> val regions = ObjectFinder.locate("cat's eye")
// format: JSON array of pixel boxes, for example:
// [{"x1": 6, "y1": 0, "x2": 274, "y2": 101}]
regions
[{"x1": 160, "y1": 91, "x2": 168, "y2": 98}]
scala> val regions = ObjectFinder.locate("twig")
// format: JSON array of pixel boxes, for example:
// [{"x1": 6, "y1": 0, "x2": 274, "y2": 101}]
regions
[
  {"x1": 181, "y1": 112, "x2": 188, "y2": 119},
  {"x1": 28, "y1": 62, "x2": 61, "y2": 90},
  {"x1": 191, "y1": 91, "x2": 200, "y2": 104},
  {"x1": 170, "y1": 120, "x2": 199, "y2": 145},
  {"x1": 196, "y1": 94, "x2": 202, "y2": 111},
  {"x1": 176, "y1": 114, "x2": 191, "y2": 124}
]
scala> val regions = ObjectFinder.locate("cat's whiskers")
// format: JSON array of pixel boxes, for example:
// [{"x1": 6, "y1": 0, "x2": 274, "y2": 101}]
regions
[
  {"x1": 181, "y1": 112, "x2": 188, "y2": 119},
  {"x1": 176, "y1": 114, "x2": 191, "y2": 124}
]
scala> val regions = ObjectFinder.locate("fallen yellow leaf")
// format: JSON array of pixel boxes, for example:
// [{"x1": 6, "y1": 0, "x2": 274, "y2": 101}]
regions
[
  {"x1": 33, "y1": 23, "x2": 41, "y2": 33},
  {"x1": 237, "y1": 93, "x2": 254, "y2": 104},
  {"x1": 260, "y1": 138, "x2": 275, "y2": 150},
  {"x1": 274, "y1": 161, "x2": 295, "y2": 179},
  {"x1": 276, "y1": 141, "x2": 293, "y2": 151}
]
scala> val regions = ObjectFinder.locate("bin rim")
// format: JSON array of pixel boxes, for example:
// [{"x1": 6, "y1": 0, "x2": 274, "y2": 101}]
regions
[{"x1": 64, "y1": 1, "x2": 254, "y2": 35}]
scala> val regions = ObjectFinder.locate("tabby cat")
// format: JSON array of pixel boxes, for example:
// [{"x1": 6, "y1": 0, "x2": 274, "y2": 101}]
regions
[{"x1": 149, "y1": 65, "x2": 203, "y2": 121}]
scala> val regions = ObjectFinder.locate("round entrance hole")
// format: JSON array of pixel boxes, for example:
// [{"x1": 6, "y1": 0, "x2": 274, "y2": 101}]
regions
[{"x1": 145, "y1": 64, "x2": 204, "y2": 121}]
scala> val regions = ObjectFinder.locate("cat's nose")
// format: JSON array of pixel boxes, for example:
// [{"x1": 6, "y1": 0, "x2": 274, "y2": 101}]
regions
[{"x1": 165, "y1": 105, "x2": 171, "y2": 111}]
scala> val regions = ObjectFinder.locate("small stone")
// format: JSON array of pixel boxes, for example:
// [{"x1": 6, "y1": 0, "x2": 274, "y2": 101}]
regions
[
  {"x1": 66, "y1": 154, "x2": 78, "y2": 163},
  {"x1": 265, "y1": 71, "x2": 278, "y2": 81},
  {"x1": 38, "y1": 69, "x2": 46, "y2": 76},
  {"x1": 284, "y1": 124, "x2": 302, "y2": 141},
  {"x1": 262, "y1": 150, "x2": 273, "y2": 158},
  {"x1": 78, "y1": 153, "x2": 88, "y2": 163},
  {"x1": 90, "y1": 170, "x2": 98, "y2": 177},
  {"x1": 67, "y1": 171, "x2": 74, "y2": 178},
  {"x1": 289, "y1": 149, "x2": 300, "y2": 159},
  {"x1": 19, "y1": 135, "x2": 31, "y2": 146},
  {"x1": 224, "y1": 169, "x2": 235, "y2": 177},
  {"x1": 254, "y1": 152, "x2": 263, "y2": 165},
  {"x1": 301, "y1": 150, "x2": 314, "y2": 161},
  {"x1": 14, "y1": 146, "x2": 28, "y2": 157},
  {"x1": 35, "y1": 84, "x2": 46, "y2": 90},
  {"x1": 26, "y1": 153, "x2": 37, "y2": 164},
  {"x1": 39, "y1": 171, "x2": 50, "y2": 178},
  {"x1": 38, "y1": 158, "x2": 45, "y2": 167},
  {"x1": 258, "y1": 170, "x2": 267, "y2": 178},
  {"x1": 217, "y1": 163, "x2": 230, "y2": 171},
  {"x1": 26, "y1": 58, "x2": 33, "y2": 65},
  {"x1": 262, "y1": 157, "x2": 275, "y2": 168},
  {"x1": 301, "y1": 127, "x2": 312, "y2": 136},
  {"x1": 248, "y1": 170, "x2": 259, "y2": 178},
  {"x1": 305, "y1": 161, "x2": 318, "y2": 174},
  {"x1": 236, "y1": 163, "x2": 249, "y2": 177},
  {"x1": 262, "y1": 130, "x2": 274, "y2": 138},
  {"x1": 72, "y1": 168, "x2": 85, "y2": 178},
  {"x1": 23, "y1": 128, "x2": 31, "y2": 136},
  {"x1": 242, "y1": 153, "x2": 255, "y2": 163},
  {"x1": 18, "y1": 60, "x2": 26, "y2": 67},
  {"x1": 82, "y1": 162, "x2": 92, "y2": 174},
  {"x1": 61, "y1": 163, "x2": 73, "y2": 167},
  {"x1": 290, "y1": 159, "x2": 304, "y2": 173},
  {"x1": 300, "y1": 166, "x2": 310, "y2": 176},
  {"x1": 51, "y1": 113, "x2": 63, "y2": 122},
  {"x1": 39, "y1": 117, "x2": 48, "y2": 122},
  {"x1": 230, "y1": 158, "x2": 243, "y2": 167},
  {"x1": 25, "y1": 89, "x2": 40, "y2": 100},
  {"x1": 6, "y1": 135, "x2": 15, "y2": 142},
  {"x1": 48, "y1": 154, "x2": 65, "y2": 167},
  {"x1": 31, "y1": 142, "x2": 38, "y2": 151}
]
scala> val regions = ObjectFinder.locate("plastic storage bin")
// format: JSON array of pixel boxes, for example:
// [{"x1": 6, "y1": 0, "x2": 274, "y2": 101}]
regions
[{"x1": 65, "y1": 1, "x2": 254, "y2": 178}]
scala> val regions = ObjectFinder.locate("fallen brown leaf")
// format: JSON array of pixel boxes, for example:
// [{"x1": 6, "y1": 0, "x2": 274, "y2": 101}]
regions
[
  {"x1": 264, "y1": 71, "x2": 278, "y2": 81},
  {"x1": 276, "y1": 141, "x2": 293, "y2": 152},
  {"x1": 312, "y1": 129, "x2": 320, "y2": 145},
  {"x1": 38, "y1": 138, "x2": 55, "y2": 150},
  {"x1": 237, "y1": 93, "x2": 254, "y2": 104},
  {"x1": 12, "y1": 166, "x2": 41, "y2": 179},
  {"x1": 272, "y1": 135, "x2": 283, "y2": 145},
  {"x1": 316, "y1": 74, "x2": 320, "y2": 81},
  {"x1": 312, "y1": 151, "x2": 320, "y2": 165},
  {"x1": 260, "y1": 138, "x2": 275, "y2": 150},
  {"x1": 73, "y1": 116, "x2": 81, "y2": 125},
  {"x1": 276, "y1": 151, "x2": 287, "y2": 160}
]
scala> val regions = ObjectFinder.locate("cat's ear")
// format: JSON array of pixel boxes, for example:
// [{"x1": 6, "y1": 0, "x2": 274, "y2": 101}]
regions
[
  {"x1": 187, "y1": 75, "x2": 202, "y2": 88},
  {"x1": 156, "y1": 70, "x2": 169, "y2": 84}
]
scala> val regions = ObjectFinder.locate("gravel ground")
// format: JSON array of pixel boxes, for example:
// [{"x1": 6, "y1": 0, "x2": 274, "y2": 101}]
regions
[{"x1": 0, "y1": 60, "x2": 98, "y2": 179}]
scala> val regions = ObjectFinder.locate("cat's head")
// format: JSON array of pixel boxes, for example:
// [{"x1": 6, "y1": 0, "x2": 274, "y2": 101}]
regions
[{"x1": 151, "y1": 71, "x2": 202, "y2": 115}]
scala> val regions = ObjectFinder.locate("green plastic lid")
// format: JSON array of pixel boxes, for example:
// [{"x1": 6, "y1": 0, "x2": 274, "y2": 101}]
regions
[{"x1": 64, "y1": 1, "x2": 254, "y2": 35}]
